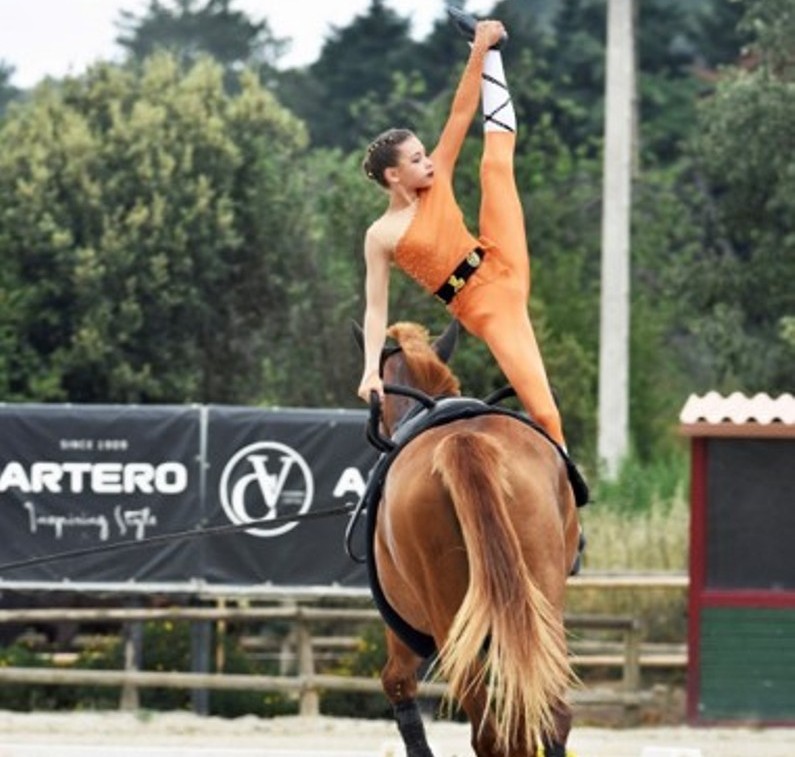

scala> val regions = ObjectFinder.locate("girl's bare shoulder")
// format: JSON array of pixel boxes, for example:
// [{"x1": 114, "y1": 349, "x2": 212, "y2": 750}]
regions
[{"x1": 367, "y1": 204, "x2": 417, "y2": 255}]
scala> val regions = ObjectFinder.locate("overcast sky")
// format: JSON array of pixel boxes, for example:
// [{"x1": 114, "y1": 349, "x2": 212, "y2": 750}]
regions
[{"x1": 1, "y1": 0, "x2": 496, "y2": 88}]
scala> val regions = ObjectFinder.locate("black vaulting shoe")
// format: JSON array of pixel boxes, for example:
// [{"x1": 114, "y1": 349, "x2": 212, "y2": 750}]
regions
[{"x1": 446, "y1": 5, "x2": 508, "y2": 50}]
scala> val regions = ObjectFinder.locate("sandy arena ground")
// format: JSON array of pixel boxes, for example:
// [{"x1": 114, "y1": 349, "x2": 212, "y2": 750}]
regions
[{"x1": 0, "y1": 712, "x2": 793, "y2": 757}]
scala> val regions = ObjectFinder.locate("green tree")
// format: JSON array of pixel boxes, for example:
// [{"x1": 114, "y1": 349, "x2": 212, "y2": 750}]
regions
[
  {"x1": 0, "y1": 54, "x2": 311, "y2": 403},
  {"x1": 116, "y1": 0, "x2": 287, "y2": 82},
  {"x1": 281, "y1": 0, "x2": 421, "y2": 150},
  {"x1": 261, "y1": 147, "x2": 385, "y2": 407},
  {"x1": 0, "y1": 61, "x2": 21, "y2": 117},
  {"x1": 636, "y1": 0, "x2": 748, "y2": 165},
  {"x1": 673, "y1": 0, "x2": 795, "y2": 392}
]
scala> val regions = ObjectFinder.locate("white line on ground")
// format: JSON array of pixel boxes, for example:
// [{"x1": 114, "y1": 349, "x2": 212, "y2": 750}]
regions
[{"x1": 0, "y1": 747, "x2": 377, "y2": 757}]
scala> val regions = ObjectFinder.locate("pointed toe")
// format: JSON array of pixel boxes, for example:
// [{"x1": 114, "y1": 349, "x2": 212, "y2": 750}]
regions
[{"x1": 445, "y1": 5, "x2": 508, "y2": 50}]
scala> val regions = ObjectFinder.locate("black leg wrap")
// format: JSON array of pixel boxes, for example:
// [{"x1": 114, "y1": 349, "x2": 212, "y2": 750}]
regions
[
  {"x1": 542, "y1": 741, "x2": 567, "y2": 757},
  {"x1": 394, "y1": 699, "x2": 434, "y2": 757}
]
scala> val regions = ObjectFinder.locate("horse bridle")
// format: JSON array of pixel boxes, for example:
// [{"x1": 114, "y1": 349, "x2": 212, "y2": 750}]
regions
[
  {"x1": 366, "y1": 383, "x2": 436, "y2": 452},
  {"x1": 370, "y1": 344, "x2": 450, "y2": 451}
]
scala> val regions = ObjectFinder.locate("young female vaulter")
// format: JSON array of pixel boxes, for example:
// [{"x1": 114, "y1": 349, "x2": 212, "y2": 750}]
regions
[{"x1": 358, "y1": 9, "x2": 588, "y2": 507}]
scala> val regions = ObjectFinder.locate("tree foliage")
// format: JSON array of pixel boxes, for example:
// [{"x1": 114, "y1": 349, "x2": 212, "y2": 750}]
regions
[
  {"x1": 0, "y1": 61, "x2": 21, "y2": 117},
  {"x1": 116, "y1": 0, "x2": 288, "y2": 80},
  {"x1": 0, "y1": 0, "x2": 790, "y2": 467},
  {"x1": 671, "y1": 0, "x2": 795, "y2": 392},
  {"x1": 280, "y1": 0, "x2": 423, "y2": 150},
  {"x1": 0, "y1": 55, "x2": 311, "y2": 403}
]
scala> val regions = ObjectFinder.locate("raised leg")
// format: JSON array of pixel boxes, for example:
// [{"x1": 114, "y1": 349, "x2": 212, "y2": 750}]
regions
[
  {"x1": 381, "y1": 628, "x2": 434, "y2": 757},
  {"x1": 478, "y1": 306, "x2": 565, "y2": 447}
]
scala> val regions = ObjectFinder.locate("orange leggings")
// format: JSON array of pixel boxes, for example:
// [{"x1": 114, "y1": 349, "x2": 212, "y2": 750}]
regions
[{"x1": 456, "y1": 131, "x2": 566, "y2": 447}]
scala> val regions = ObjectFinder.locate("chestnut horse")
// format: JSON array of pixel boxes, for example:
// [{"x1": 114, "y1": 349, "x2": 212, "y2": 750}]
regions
[{"x1": 364, "y1": 321, "x2": 580, "y2": 757}]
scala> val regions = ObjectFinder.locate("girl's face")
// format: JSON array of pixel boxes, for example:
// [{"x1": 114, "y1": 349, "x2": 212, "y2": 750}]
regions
[{"x1": 390, "y1": 136, "x2": 434, "y2": 191}]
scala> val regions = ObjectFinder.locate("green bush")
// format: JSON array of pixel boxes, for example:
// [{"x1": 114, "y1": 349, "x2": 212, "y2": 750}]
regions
[
  {"x1": 320, "y1": 624, "x2": 392, "y2": 719},
  {"x1": 71, "y1": 620, "x2": 295, "y2": 716},
  {"x1": 0, "y1": 641, "x2": 72, "y2": 711},
  {"x1": 594, "y1": 448, "x2": 689, "y2": 515}
]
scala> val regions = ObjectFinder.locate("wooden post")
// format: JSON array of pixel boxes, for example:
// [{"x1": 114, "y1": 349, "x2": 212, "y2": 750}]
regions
[
  {"x1": 295, "y1": 615, "x2": 319, "y2": 716},
  {"x1": 119, "y1": 619, "x2": 142, "y2": 711},
  {"x1": 623, "y1": 620, "x2": 642, "y2": 692},
  {"x1": 279, "y1": 627, "x2": 295, "y2": 676},
  {"x1": 215, "y1": 598, "x2": 226, "y2": 674},
  {"x1": 190, "y1": 617, "x2": 212, "y2": 716}
]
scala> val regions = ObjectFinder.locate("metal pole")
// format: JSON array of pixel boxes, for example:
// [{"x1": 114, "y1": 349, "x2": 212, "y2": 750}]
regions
[{"x1": 598, "y1": 0, "x2": 636, "y2": 477}]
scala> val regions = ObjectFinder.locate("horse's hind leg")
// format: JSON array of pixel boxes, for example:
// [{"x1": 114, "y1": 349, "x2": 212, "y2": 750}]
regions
[
  {"x1": 459, "y1": 685, "x2": 571, "y2": 757},
  {"x1": 381, "y1": 629, "x2": 435, "y2": 757},
  {"x1": 541, "y1": 698, "x2": 573, "y2": 757},
  {"x1": 455, "y1": 683, "x2": 508, "y2": 757}
]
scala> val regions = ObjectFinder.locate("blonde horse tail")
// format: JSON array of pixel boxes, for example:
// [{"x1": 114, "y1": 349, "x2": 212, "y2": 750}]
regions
[{"x1": 432, "y1": 430, "x2": 573, "y2": 751}]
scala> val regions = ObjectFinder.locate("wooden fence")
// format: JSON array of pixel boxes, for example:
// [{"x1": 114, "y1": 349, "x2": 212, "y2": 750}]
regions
[{"x1": 0, "y1": 572, "x2": 688, "y2": 715}]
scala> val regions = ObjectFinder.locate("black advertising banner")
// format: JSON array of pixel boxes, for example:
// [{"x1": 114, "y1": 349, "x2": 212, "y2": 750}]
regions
[
  {"x1": 0, "y1": 404, "x2": 200, "y2": 584},
  {"x1": 0, "y1": 404, "x2": 376, "y2": 592},
  {"x1": 202, "y1": 406, "x2": 376, "y2": 589}
]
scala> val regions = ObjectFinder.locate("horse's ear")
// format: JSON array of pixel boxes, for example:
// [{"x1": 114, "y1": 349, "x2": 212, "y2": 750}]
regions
[
  {"x1": 433, "y1": 319, "x2": 460, "y2": 364},
  {"x1": 351, "y1": 320, "x2": 364, "y2": 352}
]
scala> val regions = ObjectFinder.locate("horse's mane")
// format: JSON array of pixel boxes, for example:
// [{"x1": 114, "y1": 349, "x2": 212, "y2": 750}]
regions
[{"x1": 386, "y1": 322, "x2": 461, "y2": 397}]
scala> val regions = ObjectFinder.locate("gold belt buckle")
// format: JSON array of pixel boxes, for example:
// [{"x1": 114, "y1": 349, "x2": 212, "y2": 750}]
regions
[
  {"x1": 448, "y1": 274, "x2": 466, "y2": 293},
  {"x1": 466, "y1": 250, "x2": 482, "y2": 267}
]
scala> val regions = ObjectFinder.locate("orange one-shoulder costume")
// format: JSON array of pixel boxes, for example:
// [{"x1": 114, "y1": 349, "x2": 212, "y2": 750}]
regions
[{"x1": 393, "y1": 44, "x2": 565, "y2": 446}]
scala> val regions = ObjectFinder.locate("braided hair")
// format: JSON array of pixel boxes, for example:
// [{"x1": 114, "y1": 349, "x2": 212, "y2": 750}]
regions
[{"x1": 362, "y1": 128, "x2": 415, "y2": 189}]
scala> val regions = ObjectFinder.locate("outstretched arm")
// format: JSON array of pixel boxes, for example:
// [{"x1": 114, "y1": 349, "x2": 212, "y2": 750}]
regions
[
  {"x1": 358, "y1": 228, "x2": 391, "y2": 402},
  {"x1": 432, "y1": 20, "x2": 507, "y2": 170}
]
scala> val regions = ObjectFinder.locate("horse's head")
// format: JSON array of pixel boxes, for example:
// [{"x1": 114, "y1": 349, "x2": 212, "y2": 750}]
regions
[{"x1": 353, "y1": 320, "x2": 461, "y2": 436}]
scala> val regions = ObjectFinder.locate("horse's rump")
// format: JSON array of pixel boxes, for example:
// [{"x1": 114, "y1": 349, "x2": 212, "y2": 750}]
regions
[{"x1": 377, "y1": 417, "x2": 575, "y2": 750}]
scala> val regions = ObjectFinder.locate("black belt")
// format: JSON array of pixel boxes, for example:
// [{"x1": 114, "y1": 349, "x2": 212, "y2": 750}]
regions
[{"x1": 434, "y1": 247, "x2": 485, "y2": 305}]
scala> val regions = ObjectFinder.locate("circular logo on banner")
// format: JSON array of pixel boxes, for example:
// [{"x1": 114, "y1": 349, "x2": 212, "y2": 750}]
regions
[{"x1": 219, "y1": 441, "x2": 314, "y2": 537}]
